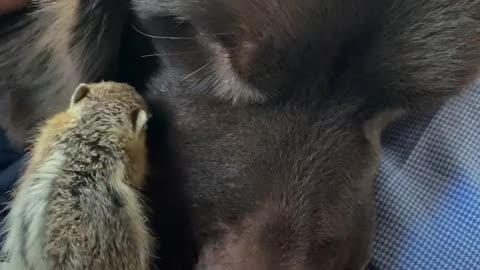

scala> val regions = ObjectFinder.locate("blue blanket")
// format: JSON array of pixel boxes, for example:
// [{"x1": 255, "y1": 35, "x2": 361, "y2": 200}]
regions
[
  {"x1": 1, "y1": 83, "x2": 479, "y2": 269},
  {"x1": 371, "y1": 83, "x2": 480, "y2": 269},
  {"x1": 0, "y1": 133, "x2": 22, "y2": 223}
]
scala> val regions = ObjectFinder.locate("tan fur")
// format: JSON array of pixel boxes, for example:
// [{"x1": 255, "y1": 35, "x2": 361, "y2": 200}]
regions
[
  {"x1": 0, "y1": 0, "x2": 128, "y2": 148},
  {"x1": 31, "y1": 0, "x2": 83, "y2": 114},
  {"x1": 1, "y1": 82, "x2": 152, "y2": 270}
]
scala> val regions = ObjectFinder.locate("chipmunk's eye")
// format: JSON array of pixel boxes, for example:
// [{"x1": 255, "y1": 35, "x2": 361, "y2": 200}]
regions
[{"x1": 70, "y1": 83, "x2": 90, "y2": 107}]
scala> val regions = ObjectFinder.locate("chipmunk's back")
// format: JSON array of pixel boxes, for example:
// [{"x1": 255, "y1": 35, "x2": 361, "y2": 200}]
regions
[{"x1": 1, "y1": 82, "x2": 152, "y2": 270}]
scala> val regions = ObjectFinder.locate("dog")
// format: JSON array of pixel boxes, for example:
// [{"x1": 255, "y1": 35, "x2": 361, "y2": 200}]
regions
[{"x1": 1, "y1": 0, "x2": 480, "y2": 269}]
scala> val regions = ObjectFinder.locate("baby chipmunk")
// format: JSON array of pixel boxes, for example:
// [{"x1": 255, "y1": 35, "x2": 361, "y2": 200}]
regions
[{"x1": 1, "y1": 82, "x2": 152, "y2": 270}]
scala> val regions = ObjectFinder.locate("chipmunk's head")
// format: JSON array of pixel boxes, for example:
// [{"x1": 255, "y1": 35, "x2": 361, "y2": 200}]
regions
[{"x1": 69, "y1": 82, "x2": 151, "y2": 186}]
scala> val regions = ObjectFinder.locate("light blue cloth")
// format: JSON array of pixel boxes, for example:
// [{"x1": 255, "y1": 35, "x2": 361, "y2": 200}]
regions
[{"x1": 371, "y1": 82, "x2": 480, "y2": 269}]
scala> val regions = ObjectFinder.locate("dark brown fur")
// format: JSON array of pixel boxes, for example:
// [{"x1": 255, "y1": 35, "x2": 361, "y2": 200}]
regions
[{"x1": 1, "y1": 0, "x2": 480, "y2": 269}]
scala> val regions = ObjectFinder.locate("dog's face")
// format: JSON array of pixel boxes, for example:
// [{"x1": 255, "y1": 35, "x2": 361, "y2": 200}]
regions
[
  {"x1": 133, "y1": 0, "x2": 382, "y2": 104},
  {"x1": 133, "y1": 0, "x2": 389, "y2": 269}
]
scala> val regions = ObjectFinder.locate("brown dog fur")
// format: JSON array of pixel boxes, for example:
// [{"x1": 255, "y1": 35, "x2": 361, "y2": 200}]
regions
[{"x1": 1, "y1": 0, "x2": 480, "y2": 269}]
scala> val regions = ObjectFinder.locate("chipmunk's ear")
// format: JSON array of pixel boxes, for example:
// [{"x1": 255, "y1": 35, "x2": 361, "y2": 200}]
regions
[
  {"x1": 131, "y1": 109, "x2": 149, "y2": 136},
  {"x1": 70, "y1": 83, "x2": 90, "y2": 107}
]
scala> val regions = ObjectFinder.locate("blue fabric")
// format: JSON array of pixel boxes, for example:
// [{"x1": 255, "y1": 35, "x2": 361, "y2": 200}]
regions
[
  {"x1": 0, "y1": 132, "x2": 23, "y2": 222},
  {"x1": 371, "y1": 82, "x2": 480, "y2": 269},
  {"x1": 0, "y1": 84, "x2": 479, "y2": 269},
  {"x1": 0, "y1": 132, "x2": 23, "y2": 260}
]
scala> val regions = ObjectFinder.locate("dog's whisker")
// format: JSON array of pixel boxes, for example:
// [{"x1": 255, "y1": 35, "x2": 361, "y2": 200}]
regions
[
  {"x1": 214, "y1": 33, "x2": 233, "y2": 36},
  {"x1": 182, "y1": 59, "x2": 213, "y2": 81},
  {"x1": 200, "y1": 32, "x2": 233, "y2": 37},
  {"x1": 132, "y1": 25, "x2": 195, "y2": 40},
  {"x1": 132, "y1": 25, "x2": 232, "y2": 41},
  {"x1": 141, "y1": 51, "x2": 201, "y2": 58}
]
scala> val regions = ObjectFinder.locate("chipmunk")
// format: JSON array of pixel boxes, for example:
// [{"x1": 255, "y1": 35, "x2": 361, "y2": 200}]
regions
[{"x1": 1, "y1": 82, "x2": 152, "y2": 270}]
